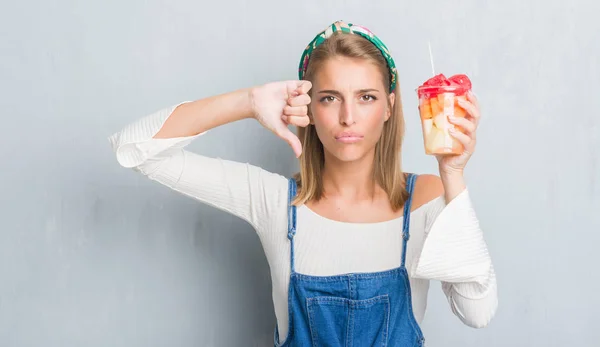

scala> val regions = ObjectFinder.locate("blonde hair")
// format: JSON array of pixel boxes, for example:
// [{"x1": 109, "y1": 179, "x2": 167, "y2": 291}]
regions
[{"x1": 293, "y1": 32, "x2": 409, "y2": 210}]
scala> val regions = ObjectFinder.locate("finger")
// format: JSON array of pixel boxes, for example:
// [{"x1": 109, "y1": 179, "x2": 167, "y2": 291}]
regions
[
  {"x1": 457, "y1": 94, "x2": 481, "y2": 121},
  {"x1": 448, "y1": 116, "x2": 476, "y2": 134},
  {"x1": 288, "y1": 94, "x2": 311, "y2": 107},
  {"x1": 467, "y1": 90, "x2": 480, "y2": 110},
  {"x1": 283, "y1": 105, "x2": 308, "y2": 116},
  {"x1": 449, "y1": 127, "x2": 474, "y2": 148},
  {"x1": 277, "y1": 127, "x2": 303, "y2": 158},
  {"x1": 286, "y1": 81, "x2": 300, "y2": 98},
  {"x1": 282, "y1": 115, "x2": 310, "y2": 127},
  {"x1": 295, "y1": 80, "x2": 313, "y2": 95}
]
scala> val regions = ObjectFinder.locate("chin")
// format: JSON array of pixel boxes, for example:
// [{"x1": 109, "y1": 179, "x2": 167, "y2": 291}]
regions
[{"x1": 328, "y1": 146, "x2": 369, "y2": 163}]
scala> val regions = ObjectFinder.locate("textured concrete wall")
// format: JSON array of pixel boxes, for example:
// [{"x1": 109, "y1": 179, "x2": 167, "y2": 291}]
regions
[{"x1": 1, "y1": 0, "x2": 598, "y2": 346}]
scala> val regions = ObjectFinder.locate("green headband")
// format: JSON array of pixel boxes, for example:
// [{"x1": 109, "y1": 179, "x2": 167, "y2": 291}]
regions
[{"x1": 298, "y1": 20, "x2": 398, "y2": 93}]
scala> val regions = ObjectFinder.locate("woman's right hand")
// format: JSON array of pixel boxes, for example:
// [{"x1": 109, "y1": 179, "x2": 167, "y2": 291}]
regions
[{"x1": 249, "y1": 80, "x2": 313, "y2": 158}]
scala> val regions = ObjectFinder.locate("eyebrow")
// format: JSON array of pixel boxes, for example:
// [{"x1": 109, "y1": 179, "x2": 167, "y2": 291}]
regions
[{"x1": 317, "y1": 88, "x2": 381, "y2": 95}]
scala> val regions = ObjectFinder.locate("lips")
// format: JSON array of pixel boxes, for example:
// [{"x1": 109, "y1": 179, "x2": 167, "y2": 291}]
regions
[{"x1": 335, "y1": 132, "x2": 364, "y2": 143}]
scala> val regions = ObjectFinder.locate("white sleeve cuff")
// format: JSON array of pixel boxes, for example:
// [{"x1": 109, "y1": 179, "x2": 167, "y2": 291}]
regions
[
  {"x1": 108, "y1": 101, "x2": 204, "y2": 168},
  {"x1": 413, "y1": 189, "x2": 492, "y2": 286}
]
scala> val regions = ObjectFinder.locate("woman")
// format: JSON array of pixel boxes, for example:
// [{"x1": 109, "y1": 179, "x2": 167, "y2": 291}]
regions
[{"x1": 110, "y1": 21, "x2": 497, "y2": 346}]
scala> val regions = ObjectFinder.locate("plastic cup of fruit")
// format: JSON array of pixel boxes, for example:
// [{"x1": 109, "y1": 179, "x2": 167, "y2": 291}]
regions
[{"x1": 417, "y1": 85, "x2": 469, "y2": 155}]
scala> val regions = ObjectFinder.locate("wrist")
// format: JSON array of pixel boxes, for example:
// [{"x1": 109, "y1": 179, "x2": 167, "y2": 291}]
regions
[
  {"x1": 242, "y1": 87, "x2": 255, "y2": 119},
  {"x1": 439, "y1": 164, "x2": 464, "y2": 178},
  {"x1": 439, "y1": 168, "x2": 466, "y2": 203},
  {"x1": 439, "y1": 168, "x2": 464, "y2": 181}
]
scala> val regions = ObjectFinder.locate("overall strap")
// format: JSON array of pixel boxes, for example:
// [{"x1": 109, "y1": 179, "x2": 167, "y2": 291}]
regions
[
  {"x1": 287, "y1": 178, "x2": 298, "y2": 273},
  {"x1": 401, "y1": 173, "x2": 418, "y2": 268}
]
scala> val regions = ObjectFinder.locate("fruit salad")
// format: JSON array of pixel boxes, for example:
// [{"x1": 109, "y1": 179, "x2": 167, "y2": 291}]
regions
[{"x1": 417, "y1": 74, "x2": 471, "y2": 155}]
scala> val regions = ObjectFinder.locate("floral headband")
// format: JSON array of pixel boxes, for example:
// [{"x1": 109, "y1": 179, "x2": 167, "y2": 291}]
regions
[{"x1": 298, "y1": 20, "x2": 398, "y2": 93}]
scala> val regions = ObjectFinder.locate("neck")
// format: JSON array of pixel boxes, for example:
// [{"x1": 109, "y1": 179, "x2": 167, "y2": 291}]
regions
[{"x1": 321, "y1": 149, "x2": 378, "y2": 201}]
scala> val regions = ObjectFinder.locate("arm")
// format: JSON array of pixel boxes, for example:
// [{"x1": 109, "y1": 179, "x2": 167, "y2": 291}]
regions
[
  {"x1": 108, "y1": 81, "x2": 312, "y2": 233},
  {"x1": 423, "y1": 90, "x2": 497, "y2": 328},
  {"x1": 152, "y1": 88, "x2": 254, "y2": 139},
  {"x1": 108, "y1": 100, "x2": 284, "y2": 233}
]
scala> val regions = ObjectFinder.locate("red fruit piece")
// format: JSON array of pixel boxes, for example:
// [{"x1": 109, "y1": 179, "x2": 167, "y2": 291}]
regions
[
  {"x1": 423, "y1": 74, "x2": 448, "y2": 87},
  {"x1": 448, "y1": 79, "x2": 461, "y2": 87},
  {"x1": 448, "y1": 74, "x2": 472, "y2": 90}
]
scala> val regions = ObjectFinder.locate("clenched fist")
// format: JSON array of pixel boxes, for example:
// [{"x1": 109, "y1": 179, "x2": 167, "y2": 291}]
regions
[{"x1": 249, "y1": 80, "x2": 313, "y2": 157}]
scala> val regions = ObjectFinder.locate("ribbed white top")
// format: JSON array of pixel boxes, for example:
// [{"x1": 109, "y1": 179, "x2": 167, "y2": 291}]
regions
[{"x1": 108, "y1": 103, "x2": 498, "y2": 340}]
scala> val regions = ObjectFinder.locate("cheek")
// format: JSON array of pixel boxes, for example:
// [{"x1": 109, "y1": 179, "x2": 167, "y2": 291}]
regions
[
  {"x1": 311, "y1": 104, "x2": 338, "y2": 129},
  {"x1": 362, "y1": 104, "x2": 387, "y2": 131}
]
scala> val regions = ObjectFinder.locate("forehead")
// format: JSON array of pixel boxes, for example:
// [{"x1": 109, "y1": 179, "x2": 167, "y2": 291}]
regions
[{"x1": 313, "y1": 56, "x2": 386, "y2": 90}]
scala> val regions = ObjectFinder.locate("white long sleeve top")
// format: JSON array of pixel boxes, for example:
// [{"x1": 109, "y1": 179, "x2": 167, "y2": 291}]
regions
[{"x1": 108, "y1": 103, "x2": 498, "y2": 340}]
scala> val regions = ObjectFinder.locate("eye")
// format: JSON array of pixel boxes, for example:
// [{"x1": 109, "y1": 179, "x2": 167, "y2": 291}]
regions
[
  {"x1": 320, "y1": 96, "x2": 336, "y2": 103},
  {"x1": 361, "y1": 94, "x2": 377, "y2": 102}
]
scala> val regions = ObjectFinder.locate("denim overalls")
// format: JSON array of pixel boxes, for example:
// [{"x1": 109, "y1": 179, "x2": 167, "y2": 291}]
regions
[{"x1": 274, "y1": 173, "x2": 425, "y2": 346}]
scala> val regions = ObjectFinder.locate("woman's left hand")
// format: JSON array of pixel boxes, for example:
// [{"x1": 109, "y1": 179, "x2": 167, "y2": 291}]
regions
[{"x1": 436, "y1": 91, "x2": 481, "y2": 175}]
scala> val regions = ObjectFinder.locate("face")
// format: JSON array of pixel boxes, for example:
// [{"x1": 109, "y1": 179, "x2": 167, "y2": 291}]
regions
[{"x1": 309, "y1": 56, "x2": 395, "y2": 163}]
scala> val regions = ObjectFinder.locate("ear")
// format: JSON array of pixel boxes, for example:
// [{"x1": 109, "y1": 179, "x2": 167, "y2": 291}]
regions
[
  {"x1": 308, "y1": 105, "x2": 315, "y2": 125},
  {"x1": 385, "y1": 93, "x2": 395, "y2": 121}
]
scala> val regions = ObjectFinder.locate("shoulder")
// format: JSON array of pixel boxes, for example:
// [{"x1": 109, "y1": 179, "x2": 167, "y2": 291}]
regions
[{"x1": 410, "y1": 174, "x2": 444, "y2": 211}]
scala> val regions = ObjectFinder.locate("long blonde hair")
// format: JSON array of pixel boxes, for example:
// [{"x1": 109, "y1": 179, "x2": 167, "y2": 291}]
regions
[{"x1": 293, "y1": 32, "x2": 409, "y2": 211}]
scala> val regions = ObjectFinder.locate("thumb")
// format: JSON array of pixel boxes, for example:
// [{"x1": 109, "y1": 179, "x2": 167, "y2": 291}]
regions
[{"x1": 278, "y1": 126, "x2": 303, "y2": 158}]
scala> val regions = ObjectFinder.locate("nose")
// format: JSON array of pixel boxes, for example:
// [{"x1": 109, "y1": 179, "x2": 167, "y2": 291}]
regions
[{"x1": 339, "y1": 101, "x2": 355, "y2": 126}]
